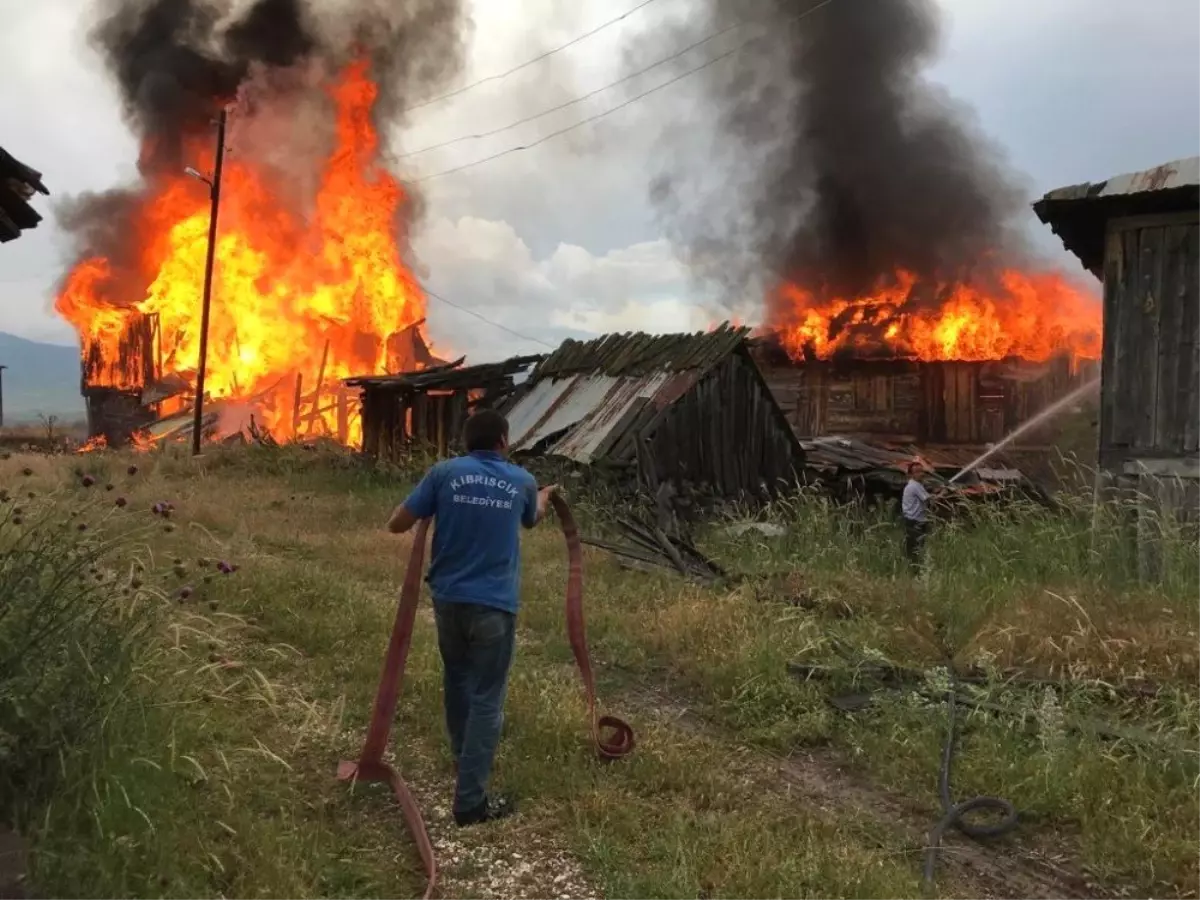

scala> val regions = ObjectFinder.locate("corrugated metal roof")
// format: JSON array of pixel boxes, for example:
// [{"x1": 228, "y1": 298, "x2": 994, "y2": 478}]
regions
[
  {"x1": 345, "y1": 353, "x2": 540, "y2": 391},
  {"x1": 1032, "y1": 156, "x2": 1200, "y2": 277},
  {"x1": 799, "y1": 436, "x2": 1023, "y2": 483},
  {"x1": 508, "y1": 374, "x2": 619, "y2": 451},
  {"x1": 1038, "y1": 156, "x2": 1199, "y2": 204},
  {"x1": 506, "y1": 370, "x2": 701, "y2": 463},
  {"x1": 550, "y1": 371, "x2": 698, "y2": 463}
]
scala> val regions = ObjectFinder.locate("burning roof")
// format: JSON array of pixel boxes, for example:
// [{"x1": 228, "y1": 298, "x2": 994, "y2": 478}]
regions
[
  {"x1": 0, "y1": 147, "x2": 49, "y2": 243},
  {"x1": 770, "y1": 269, "x2": 1103, "y2": 364},
  {"x1": 632, "y1": 0, "x2": 1105, "y2": 368}
]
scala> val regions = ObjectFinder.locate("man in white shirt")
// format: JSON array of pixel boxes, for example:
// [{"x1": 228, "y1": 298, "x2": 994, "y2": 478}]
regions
[{"x1": 901, "y1": 462, "x2": 932, "y2": 572}]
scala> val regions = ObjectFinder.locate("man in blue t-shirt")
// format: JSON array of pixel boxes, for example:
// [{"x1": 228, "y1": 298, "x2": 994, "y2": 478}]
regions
[{"x1": 386, "y1": 408, "x2": 557, "y2": 827}]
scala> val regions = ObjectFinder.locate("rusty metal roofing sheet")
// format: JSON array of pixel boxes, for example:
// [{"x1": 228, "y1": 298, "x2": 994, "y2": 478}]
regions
[
  {"x1": 1033, "y1": 157, "x2": 1200, "y2": 275},
  {"x1": 506, "y1": 370, "x2": 703, "y2": 463},
  {"x1": 1038, "y1": 156, "x2": 1199, "y2": 204},
  {"x1": 548, "y1": 370, "x2": 701, "y2": 463},
  {"x1": 507, "y1": 375, "x2": 619, "y2": 452}
]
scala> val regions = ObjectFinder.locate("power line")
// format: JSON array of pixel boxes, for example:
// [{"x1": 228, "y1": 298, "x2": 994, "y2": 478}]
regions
[
  {"x1": 423, "y1": 285, "x2": 556, "y2": 349},
  {"x1": 402, "y1": 0, "x2": 664, "y2": 114},
  {"x1": 396, "y1": 12, "x2": 748, "y2": 160},
  {"x1": 413, "y1": 0, "x2": 835, "y2": 184}
]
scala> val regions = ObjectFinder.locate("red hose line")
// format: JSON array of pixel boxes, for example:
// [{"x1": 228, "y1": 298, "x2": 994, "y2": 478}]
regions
[{"x1": 336, "y1": 495, "x2": 634, "y2": 898}]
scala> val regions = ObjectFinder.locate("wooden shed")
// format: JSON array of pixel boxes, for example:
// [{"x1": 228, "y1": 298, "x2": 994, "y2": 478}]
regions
[
  {"x1": 346, "y1": 355, "x2": 541, "y2": 460},
  {"x1": 0, "y1": 146, "x2": 48, "y2": 243},
  {"x1": 752, "y1": 337, "x2": 1097, "y2": 448},
  {"x1": 1035, "y1": 156, "x2": 1200, "y2": 574},
  {"x1": 501, "y1": 324, "x2": 805, "y2": 497}
]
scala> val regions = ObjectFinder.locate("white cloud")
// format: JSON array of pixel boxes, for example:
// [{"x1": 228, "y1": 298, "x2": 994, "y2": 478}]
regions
[
  {"x1": 0, "y1": 0, "x2": 1197, "y2": 356},
  {"x1": 414, "y1": 214, "x2": 712, "y2": 361}
]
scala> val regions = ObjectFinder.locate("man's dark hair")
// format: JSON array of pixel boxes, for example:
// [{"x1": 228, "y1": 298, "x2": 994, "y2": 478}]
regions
[{"x1": 463, "y1": 408, "x2": 510, "y2": 452}]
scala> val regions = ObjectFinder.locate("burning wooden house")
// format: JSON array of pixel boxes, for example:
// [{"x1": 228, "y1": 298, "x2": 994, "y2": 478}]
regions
[
  {"x1": 749, "y1": 256, "x2": 1104, "y2": 452},
  {"x1": 78, "y1": 317, "x2": 441, "y2": 448},
  {"x1": 347, "y1": 354, "x2": 542, "y2": 459},
  {"x1": 751, "y1": 338, "x2": 1099, "y2": 448},
  {"x1": 500, "y1": 324, "x2": 804, "y2": 497},
  {"x1": 1034, "y1": 155, "x2": 1199, "y2": 574},
  {"x1": 50, "y1": 60, "x2": 441, "y2": 449}
]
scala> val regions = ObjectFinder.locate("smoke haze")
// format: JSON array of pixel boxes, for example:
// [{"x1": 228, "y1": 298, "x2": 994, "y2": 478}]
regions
[
  {"x1": 57, "y1": 0, "x2": 471, "y2": 300},
  {"x1": 642, "y1": 0, "x2": 1032, "y2": 318}
]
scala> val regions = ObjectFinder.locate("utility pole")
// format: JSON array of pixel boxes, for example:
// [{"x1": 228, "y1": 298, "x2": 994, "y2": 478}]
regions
[
  {"x1": 189, "y1": 106, "x2": 229, "y2": 456},
  {"x1": 0, "y1": 365, "x2": 6, "y2": 429}
]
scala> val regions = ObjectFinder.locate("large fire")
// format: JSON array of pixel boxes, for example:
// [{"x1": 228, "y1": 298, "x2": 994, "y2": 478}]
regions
[
  {"x1": 55, "y1": 60, "x2": 426, "y2": 445},
  {"x1": 775, "y1": 268, "x2": 1102, "y2": 363}
]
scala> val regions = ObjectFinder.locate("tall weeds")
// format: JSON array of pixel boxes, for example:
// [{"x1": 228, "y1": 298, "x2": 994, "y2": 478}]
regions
[{"x1": 0, "y1": 478, "x2": 165, "y2": 827}]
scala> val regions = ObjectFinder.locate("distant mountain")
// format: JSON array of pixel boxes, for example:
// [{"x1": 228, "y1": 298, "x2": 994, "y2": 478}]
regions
[{"x1": 0, "y1": 332, "x2": 84, "y2": 423}]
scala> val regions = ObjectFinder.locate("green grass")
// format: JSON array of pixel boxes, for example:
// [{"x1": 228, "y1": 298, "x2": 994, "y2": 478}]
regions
[{"x1": 2, "y1": 444, "x2": 1196, "y2": 898}]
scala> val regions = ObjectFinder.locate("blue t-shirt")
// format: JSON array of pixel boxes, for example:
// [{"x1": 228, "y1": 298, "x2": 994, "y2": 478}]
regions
[{"x1": 401, "y1": 451, "x2": 538, "y2": 614}]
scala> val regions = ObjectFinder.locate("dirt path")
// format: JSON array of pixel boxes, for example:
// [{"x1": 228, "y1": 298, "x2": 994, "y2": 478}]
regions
[{"x1": 622, "y1": 682, "x2": 1108, "y2": 900}]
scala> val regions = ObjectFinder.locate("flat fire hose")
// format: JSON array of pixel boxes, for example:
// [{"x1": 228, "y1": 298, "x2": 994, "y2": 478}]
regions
[{"x1": 337, "y1": 494, "x2": 635, "y2": 899}]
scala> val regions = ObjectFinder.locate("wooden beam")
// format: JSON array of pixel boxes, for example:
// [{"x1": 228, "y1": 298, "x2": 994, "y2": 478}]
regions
[
  {"x1": 336, "y1": 388, "x2": 349, "y2": 444},
  {"x1": 1106, "y1": 210, "x2": 1200, "y2": 233},
  {"x1": 305, "y1": 340, "x2": 330, "y2": 435},
  {"x1": 292, "y1": 372, "x2": 303, "y2": 438},
  {"x1": 1122, "y1": 457, "x2": 1200, "y2": 478}
]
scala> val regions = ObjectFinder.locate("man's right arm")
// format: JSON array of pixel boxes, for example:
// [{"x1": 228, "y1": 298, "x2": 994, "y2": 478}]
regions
[
  {"x1": 388, "y1": 465, "x2": 439, "y2": 533},
  {"x1": 521, "y1": 477, "x2": 559, "y2": 529}
]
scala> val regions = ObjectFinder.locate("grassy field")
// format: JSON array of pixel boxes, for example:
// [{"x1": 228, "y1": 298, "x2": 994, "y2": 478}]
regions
[{"x1": 1, "y1": 445, "x2": 1197, "y2": 899}]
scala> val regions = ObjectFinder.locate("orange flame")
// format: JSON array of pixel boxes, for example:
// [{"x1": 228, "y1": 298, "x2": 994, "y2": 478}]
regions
[
  {"x1": 77, "y1": 435, "x2": 108, "y2": 453},
  {"x1": 775, "y1": 269, "x2": 1102, "y2": 362},
  {"x1": 55, "y1": 60, "x2": 425, "y2": 445}
]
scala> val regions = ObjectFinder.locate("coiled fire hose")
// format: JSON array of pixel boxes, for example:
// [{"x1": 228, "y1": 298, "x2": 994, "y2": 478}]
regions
[
  {"x1": 922, "y1": 672, "x2": 1019, "y2": 892},
  {"x1": 337, "y1": 493, "x2": 636, "y2": 899}
]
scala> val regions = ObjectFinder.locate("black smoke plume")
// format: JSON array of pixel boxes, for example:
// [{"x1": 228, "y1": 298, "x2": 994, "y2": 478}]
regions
[
  {"x1": 645, "y1": 0, "x2": 1030, "y2": 319},
  {"x1": 89, "y1": 0, "x2": 468, "y2": 166},
  {"x1": 57, "y1": 0, "x2": 469, "y2": 306}
]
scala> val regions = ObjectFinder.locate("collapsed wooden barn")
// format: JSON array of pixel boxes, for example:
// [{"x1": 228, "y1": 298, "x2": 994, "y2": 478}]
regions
[
  {"x1": 751, "y1": 337, "x2": 1099, "y2": 448},
  {"x1": 1034, "y1": 155, "x2": 1200, "y2": 576},
  {"x1": 347, "y1": 354, "x2": 542, "y2": 459},
  {"x1": 501, "y1": 324, "x2": 805, "y2": 497},
  {"x1": 77, "y1": 314, "x2": 442, "y2": 446}
]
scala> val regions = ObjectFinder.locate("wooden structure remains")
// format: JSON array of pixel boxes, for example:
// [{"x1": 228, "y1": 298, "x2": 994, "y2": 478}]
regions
[
  {"x1": 502, "y1": 324, "x2": 805, "y2": 498},
  {"x1": 77, "y1": 311, "x2": 442, "y2": 446},
  {"x1": 0, "y1": 146, "x2": 48, "y2": 243},
  {"x1": 85, "y1": 387, "x2": 157, "y2": 447},
  {"x1": 752, "y1": 337, "x2": 1098, "y2": 447},
  {"x1": 347, "y1": 355, "x2": 542, "y2": 460},
  {"x1": 1035, "y1": 156, "x2": 1200, "y2": 577}
]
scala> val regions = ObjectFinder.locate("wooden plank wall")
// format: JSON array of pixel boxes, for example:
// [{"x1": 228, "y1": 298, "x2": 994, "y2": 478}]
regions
[
  {"x1": 761, "y1": 361, "x2": 923, "y2": 440},
  {"x1": 83, "y1": 314, "x2": 158, "y2": 389},
  {"x1": 760, "y1": 356, "x2": 1098, "y2": 445},
  {"x1": 645, "y1": 354, "x2": 802, "y2": 495},
  {"x1": 85, "y1": 388, "x2": 157, "y2": 446},
  {"x1": 1100, "y1": 211, "x2": 1200, "y2": 472},
  {"x1": 359, "y1": 387, "x2": 473, "y2": 461}
]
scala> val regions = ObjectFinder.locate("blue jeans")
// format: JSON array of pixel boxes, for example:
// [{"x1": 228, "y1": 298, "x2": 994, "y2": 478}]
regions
[{"x1": 433, "y1": 601, "x2": 515, "y2": 814}]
